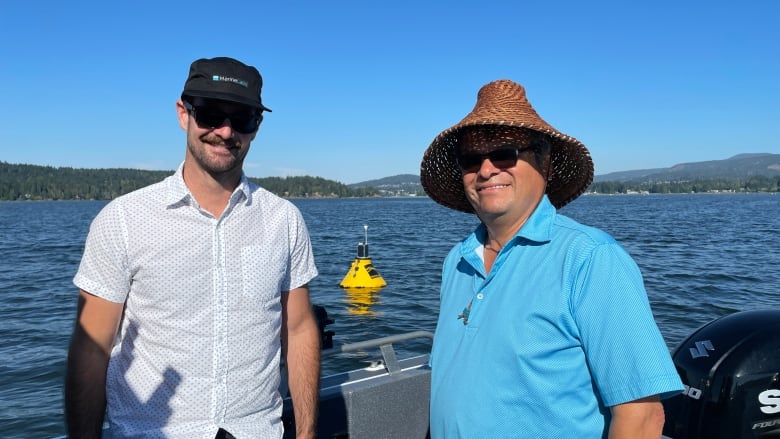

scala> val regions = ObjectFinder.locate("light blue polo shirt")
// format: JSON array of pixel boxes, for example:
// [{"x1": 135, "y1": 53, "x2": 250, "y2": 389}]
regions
[{"x1": 429, "y1": 195, "x2": 683, "y2": 438}]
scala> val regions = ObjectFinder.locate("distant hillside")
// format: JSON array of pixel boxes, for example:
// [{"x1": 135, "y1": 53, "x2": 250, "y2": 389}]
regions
[
  {"x1": 349, "y1": 153, "x2": 780, "y2": 193},
  {"x1": 594, "y1": 153, "x2": 780, "y2": 183},
  {"x1": 349, "y1": 174, "x2": 423, "y2": 196}
]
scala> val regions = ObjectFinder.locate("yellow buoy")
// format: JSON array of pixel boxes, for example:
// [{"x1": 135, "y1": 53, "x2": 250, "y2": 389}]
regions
[{"x1": 339, "y1": 225, "x2": 387, "y2": 289}]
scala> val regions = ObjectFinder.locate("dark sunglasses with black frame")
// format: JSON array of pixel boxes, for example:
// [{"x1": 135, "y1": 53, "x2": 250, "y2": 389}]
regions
[
  {"x1": 456, "y1": 144, "x2": 533, "y2": 173},
  {"x1": 183, "y1": 101, "x2": 263, "y2": 134}
]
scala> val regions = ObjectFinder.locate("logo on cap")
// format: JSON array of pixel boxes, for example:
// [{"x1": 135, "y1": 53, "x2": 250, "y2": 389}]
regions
[{"x1": 211, "y1": 75, "x2": 249, "y2": 88}]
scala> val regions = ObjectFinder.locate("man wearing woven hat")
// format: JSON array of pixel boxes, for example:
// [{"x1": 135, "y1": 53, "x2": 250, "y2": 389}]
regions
[
  {"x1": 66, "y1": 57, "x2": 320, "y2": 438},
  {"x1": 422, "y1": 80, "x2": 683, "y2": 438}
]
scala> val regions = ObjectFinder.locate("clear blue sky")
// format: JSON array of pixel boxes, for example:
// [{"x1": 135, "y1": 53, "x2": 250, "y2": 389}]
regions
[{"x1": 2, "y1": 0, "x2": 778, "y2": 184}]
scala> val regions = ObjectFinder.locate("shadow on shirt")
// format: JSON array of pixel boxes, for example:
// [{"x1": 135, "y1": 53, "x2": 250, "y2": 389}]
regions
[{"x1": 108, "y1": 319, "x2": 183, "y2": 436}]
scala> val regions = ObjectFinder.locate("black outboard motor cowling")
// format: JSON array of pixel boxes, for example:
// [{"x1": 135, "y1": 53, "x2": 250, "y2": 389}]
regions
[{"x1": 662, "y1": 309, "x2": 780, "y2": 438}]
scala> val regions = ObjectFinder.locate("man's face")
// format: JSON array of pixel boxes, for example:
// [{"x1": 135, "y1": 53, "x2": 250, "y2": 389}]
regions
[
  {"x1": 458, "y1": 127, "x2": 548, "y2": 225},
  {"x1": 177, "y1": 98, "x2": 260, "y2": 176}
]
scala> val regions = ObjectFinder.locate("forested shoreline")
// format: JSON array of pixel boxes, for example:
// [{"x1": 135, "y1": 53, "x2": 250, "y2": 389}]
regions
[
  {"x1": 588, "y1": 175, "x2": 779, "y2": 194},
  {"x1": 1, "y1": 162, "x2": 778, "y2": 201},
  {"x1": 0, "y1": 162, "x2": 377, "y2": 201}
]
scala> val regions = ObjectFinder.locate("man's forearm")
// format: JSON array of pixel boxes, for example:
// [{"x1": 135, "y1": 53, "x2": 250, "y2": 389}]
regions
[
  {"x1": 286, "y1": 325, "x2": 321, "y2": 439},
  {"x1": 65, "y1": 328, "x2": 110, "y2": 439}
]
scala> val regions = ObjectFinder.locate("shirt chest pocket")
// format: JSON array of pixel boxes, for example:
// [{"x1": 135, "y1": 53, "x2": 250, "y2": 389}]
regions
[{"x1": 240, "y1": 246, "x2": 287, "y2": 300}]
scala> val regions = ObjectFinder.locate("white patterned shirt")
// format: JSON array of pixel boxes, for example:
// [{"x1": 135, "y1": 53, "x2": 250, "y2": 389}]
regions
[{"x1": 74, "y1": 164, "x2": 318, "y2": 438}]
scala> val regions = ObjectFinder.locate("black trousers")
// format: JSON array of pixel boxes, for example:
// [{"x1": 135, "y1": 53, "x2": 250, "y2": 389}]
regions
[{"x1": 215, "y1": 428, "x2": 236, "y2": 439}]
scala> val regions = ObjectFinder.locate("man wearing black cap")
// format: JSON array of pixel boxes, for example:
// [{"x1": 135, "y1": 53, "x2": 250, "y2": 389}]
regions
[{"x1": 65, "y1": 57, "x2": 320, "y2": 438}]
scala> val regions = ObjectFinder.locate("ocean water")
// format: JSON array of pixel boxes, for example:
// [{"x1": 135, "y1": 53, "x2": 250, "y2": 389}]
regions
[{"x1": 1, "y1": 194, "x2": 778, "y2": 437}]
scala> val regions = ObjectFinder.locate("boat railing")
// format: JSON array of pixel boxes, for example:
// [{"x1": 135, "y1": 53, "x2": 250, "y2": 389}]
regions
[{"x1": 321, "y1": 331, "x2": 433, "y2": 374}]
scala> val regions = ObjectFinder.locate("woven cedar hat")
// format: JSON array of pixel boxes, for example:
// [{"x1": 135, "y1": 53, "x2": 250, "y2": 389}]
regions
[{"x1": 420, "y1": 79, "x2": 594, "y2": 212}]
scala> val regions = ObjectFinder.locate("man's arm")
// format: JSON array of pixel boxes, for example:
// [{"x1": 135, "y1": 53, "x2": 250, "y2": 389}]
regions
[
  {"x1": 281, "y1": 285, "x2": 320, "y2": 439},
  {"x1": 609, "y1": 395, "x2": 666, "y2": 439},
  {"x1": 65, "y1": 290, "x2": 124, "y2": 439}
]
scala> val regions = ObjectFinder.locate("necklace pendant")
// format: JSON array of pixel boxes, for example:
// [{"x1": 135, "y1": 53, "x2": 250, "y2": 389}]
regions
[{"x1": 457, "y1": 301, "x2": 472, "y2": 325}]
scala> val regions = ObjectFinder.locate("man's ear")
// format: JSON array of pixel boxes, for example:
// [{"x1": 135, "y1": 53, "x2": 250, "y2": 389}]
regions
[{"x1": 175, "y1": 100, "x2": 190, "y2": 131}]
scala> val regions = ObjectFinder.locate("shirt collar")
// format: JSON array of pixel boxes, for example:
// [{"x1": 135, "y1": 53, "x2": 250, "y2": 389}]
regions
[
  {"x1": 462, "y1": 194, "x2": 556, "y2": 255},
  {"x1": 165, "y1": 162, "x2": 253, "y2": 208},
  {"x1": 234, "y1": 174, "x2": 252, "y2": 204},
  {"x1": 514, "y1": 194, "x2": 555, "y2": 244}
]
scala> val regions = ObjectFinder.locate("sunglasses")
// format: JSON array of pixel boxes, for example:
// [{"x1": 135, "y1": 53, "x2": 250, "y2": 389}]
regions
[
  {"x1": 456, "y1": 145, "x2": 531, "y2": 173},
  {"x1": 183, "y1": 101, "x2": 262, "y2": 134}
]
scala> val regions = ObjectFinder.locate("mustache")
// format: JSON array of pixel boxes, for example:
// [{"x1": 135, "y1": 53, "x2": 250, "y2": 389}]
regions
[{"x1": 201, "y1": 135, "x2": 243, "y2": 149}]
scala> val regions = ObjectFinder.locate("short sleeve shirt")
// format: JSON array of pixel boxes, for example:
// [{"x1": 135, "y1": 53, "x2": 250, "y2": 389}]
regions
[
  {"x1": 74, "y1": 164, "x2": 318, "y2": 438},
  {"x1": 429, "y1": 196, "x2": 683, "y2": 438}
]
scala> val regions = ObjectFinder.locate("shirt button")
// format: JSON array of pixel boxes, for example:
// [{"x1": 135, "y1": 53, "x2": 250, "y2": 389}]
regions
[{"x1": 476, "y1": 293, "x2": 484, "y2": 300}]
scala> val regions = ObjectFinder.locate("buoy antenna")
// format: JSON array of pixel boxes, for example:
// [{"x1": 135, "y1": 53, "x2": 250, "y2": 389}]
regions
[{"x1": 364, "y1": 224, "x2": 368, "y2": 246}]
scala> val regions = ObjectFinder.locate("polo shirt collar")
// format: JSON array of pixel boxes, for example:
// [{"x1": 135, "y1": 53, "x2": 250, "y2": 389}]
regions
[
  {"x1": 462, "y1": 194, "x2": 556, "y2": 254},
  {"x1": 514, "y1": 194, "x2": 555, "y2": 244}
]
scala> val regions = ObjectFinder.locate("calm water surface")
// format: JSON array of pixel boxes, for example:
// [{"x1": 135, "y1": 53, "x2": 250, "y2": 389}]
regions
[{"x1": 1, "y1": 194, "x2": 778, "y2": 437}]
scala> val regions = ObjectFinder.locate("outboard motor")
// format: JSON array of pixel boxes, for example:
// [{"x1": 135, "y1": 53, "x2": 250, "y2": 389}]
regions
[
  {"x1": 662, "y1": 309, "x2": 780, "y2": 438},
  {"x1": 312, "y1": 304, "x2": 335, "y2": 350}
]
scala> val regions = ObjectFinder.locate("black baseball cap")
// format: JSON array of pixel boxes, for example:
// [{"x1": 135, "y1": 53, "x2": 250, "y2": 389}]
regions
[{"x1": 181, "y1": 57, "x2": 272, "y2": 112}]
